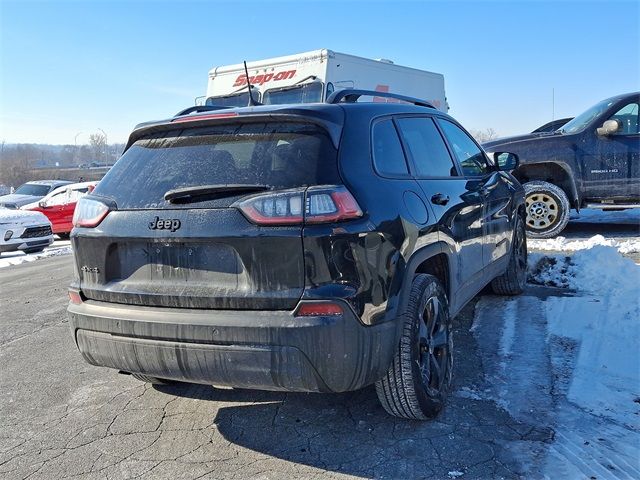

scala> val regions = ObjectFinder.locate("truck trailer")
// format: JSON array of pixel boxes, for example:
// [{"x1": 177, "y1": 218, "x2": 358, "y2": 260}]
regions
[{"x1": 204, "y1": 49, "x2": 448, "y2": 111}]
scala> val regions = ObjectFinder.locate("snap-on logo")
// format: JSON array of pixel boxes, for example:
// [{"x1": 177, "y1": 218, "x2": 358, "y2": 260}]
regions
[
  {"x1": 232, "y1": 69, "x2": 297, "y2": 87},
  {"x1": 149, "y1": 216, "x2": 181, "y2": 232}
]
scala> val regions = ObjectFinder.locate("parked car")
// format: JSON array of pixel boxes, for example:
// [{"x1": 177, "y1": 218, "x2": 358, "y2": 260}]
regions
[
  {"x1": 531, "y1": 117, "x2": 573, "y2": 134},
  {"x1": 22, "y1": 181, "x2": 97, "y2": 239},
  {"x1": 0, "y1": 209, "x2": 54, "y2": 256},
  {"x1": 67, "y1": 90, "x2": 526, "y2": 420},
  {"x1": 484, "y1": 92, "x2": 639, "y2": 238},
  {"x1": 0, "y1": 180, "x2": 73, "y2": 210}
]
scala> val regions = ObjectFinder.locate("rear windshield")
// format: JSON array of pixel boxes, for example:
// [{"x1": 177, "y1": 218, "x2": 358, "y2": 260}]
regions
[{"x1": 94, "y1": 122, "x2": 339, "y2": 209}]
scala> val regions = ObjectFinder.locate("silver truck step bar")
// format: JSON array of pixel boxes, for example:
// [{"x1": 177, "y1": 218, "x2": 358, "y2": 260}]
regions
[{"x1": 585, "y1": 203, "x2": 640, "y2": 210}]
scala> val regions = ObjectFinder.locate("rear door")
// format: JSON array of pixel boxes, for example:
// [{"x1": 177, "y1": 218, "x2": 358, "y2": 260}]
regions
[
  {"x1": 74, "y1": 121, "x2": 341, "y2": 310},
  {"x1": 394, "y1": 116, "x2": 487, "y2": 302}
]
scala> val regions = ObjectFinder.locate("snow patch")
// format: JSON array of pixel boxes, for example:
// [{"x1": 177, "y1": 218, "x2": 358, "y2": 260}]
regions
[
  {"x1": 0, "y1": 241, "x2": 72, "y2": 269},
  {"x1": 529, "y1": 234, "x2": 640, "y2": 254},
  {"x1": 447, "y1": 471, "x2": 464, "y2": 478}
]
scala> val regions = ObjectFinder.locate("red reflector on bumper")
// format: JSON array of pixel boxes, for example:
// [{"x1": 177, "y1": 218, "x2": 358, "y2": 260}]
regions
[
  {"x1": 295, "y1": 302, "x2": 343, "y2": 316},
  {"x1": 68, "y1": 290, "x2": 83, "y2": 305}
]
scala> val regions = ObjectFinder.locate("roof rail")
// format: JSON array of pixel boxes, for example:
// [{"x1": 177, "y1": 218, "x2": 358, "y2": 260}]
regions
[
  {"x1": 174, "y1": 105, "x2": 233, "y2": 117},
  {"x1": 326, "y1": 89, "x2": 434, "y2": 108}
]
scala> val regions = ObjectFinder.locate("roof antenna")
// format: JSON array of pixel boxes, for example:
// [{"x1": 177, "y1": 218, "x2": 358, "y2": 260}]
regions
[{"x1": 243, "y1": 61, "x2": 261, "y2": 106}]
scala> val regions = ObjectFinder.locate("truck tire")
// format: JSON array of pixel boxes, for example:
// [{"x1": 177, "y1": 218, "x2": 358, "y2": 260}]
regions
[
  {"x1": 375, "y1": 274, "x2": 453, "y2": 420},
  {"x1": 523, "y1": 181, "x2": 570, "y2": 238},
  {"x1": 131, "y1": 373, "x2": 175, "y2": 385},
  {"x1": 57, "y1": 233, "x2": 70, "y2": 240},
  {"x1": 491, "y1": 214, "x2": 527, "y2": 295}
]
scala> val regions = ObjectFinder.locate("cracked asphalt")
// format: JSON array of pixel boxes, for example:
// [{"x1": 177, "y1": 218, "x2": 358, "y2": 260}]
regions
[{"x1": 1, "y1": 255, "x2": 563, "y2": 479}]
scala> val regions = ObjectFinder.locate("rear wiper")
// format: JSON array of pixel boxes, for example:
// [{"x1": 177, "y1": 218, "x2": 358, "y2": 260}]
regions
[{"x1": 164, "y1": 184, "x2": 270, "y2": 203}]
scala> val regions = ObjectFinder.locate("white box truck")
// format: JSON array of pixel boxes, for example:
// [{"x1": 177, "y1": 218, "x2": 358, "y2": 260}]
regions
[{"x1": 204, "y1": 49, "x2": 448, "y2": 111}]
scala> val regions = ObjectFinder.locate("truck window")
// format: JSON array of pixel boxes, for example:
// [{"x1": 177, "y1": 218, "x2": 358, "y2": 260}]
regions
[
  {"x1": 608, "y1": 103, "x2": 639, "y2": 135},
  {"x1": 206, "y1": 91, "x2": 258, "y2": 108},
  {"x1": 263, "y1": 83, "x2": 323, "y2": 105}
]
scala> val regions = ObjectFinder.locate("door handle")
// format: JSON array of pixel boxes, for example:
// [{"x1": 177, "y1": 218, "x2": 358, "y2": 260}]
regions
[{"x1": 431, "y1": 193, "x2": 450, "y2": 206}]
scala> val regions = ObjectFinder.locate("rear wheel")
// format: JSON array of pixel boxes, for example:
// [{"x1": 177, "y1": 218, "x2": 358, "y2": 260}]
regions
[
  {"x1": 57, "y1": 232, "x2": 70, "y2": 240},
  {"x1": 131, "y1": 373, "x2": 175, "y2": 385},
  {"x1": 523, "y1": 181, "x2": 570, "y2": 238},
  {"x1": 375, "y1": 274, "x2": 453, "y2": 420}
]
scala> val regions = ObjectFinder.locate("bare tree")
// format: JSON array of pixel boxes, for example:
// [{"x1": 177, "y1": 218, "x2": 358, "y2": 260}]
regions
[
  {"x1": 470, "y1": 128, "x2": 498, "y2": 144},
  {"x1": 89, "y1": 132, "x2": 107, "y2": 163}
]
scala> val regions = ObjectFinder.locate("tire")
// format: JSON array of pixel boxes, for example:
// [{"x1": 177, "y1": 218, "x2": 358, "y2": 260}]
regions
[
  {"x1": 523, "y1": 181, "x2": 570, "y2": 238},
  {"x1": 491, "y1": 214, "x2": 527, "y2": 295},
  {"x1": 22, "y1": 247, "x2": 45, "y2": 254},
  {"x1": 57, "y1": 232, "x2": 70, "y2": 240},
  {"x1": 375, "y1": 274, "x2": 453, "y2": 420},
  {"x1": 131, "y1": 373, "x2": 175, "y2": 385}
]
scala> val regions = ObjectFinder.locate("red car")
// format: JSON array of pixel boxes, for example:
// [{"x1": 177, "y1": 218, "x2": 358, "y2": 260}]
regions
[{"x1": 24, "y1": 181, "x2": 97, "y2": 239}]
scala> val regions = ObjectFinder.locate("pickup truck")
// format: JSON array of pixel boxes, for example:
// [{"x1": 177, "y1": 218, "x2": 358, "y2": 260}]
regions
[{"x1": 483, "y1": 92, "x2": 639, "y2": 238}]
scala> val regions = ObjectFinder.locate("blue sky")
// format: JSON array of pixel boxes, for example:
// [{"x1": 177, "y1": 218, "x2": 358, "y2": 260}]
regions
[{"x1": 1, "y1": 0, "x2": 638, "y2": 144}]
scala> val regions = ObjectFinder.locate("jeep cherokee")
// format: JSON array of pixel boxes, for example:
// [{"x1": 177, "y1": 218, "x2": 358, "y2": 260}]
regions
[{"x1": 67, "y1": 90, "x2": 526, "y2": 420}]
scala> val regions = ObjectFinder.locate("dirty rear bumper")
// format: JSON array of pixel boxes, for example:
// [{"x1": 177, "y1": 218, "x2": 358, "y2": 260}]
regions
[{"x1": 67, "y1": 300, "x2": 398, "y2": 393}]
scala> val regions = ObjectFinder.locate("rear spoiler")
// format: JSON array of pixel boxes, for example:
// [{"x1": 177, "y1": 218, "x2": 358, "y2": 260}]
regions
[{"x1": 125, "y1": 111, "x2": 344, "y2": 152}]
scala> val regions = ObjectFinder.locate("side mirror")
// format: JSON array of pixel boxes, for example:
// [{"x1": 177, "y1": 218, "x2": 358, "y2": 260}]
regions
[
  {"x1": 38, "y1": 201, "x2": 47, "y2": 209},
  {"x1": 494, "y1": 152, "x2": 519, "y2": 171},
  {"x1": 596, "y1": 119, "x2": 621, "y2": 136}
]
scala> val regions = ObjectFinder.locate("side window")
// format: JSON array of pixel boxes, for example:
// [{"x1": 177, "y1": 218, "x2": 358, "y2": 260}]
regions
[
  {"x1": 396, "y1": 117, "x2": 457, "y2": 177},
  {"x1": 372, "y1": 119, "x2": 409, "y2": 176},
  {"x1": 608, "y1": 103, "x2": 639, "y2": 135},
  {"x1": 438, "y1": 119, "x2": 490, "y2": 176}
]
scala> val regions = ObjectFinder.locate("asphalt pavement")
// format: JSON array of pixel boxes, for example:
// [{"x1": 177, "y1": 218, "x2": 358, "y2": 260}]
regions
[{"x1": 0, "y1": 217, "x2": 637, "y2": 479}]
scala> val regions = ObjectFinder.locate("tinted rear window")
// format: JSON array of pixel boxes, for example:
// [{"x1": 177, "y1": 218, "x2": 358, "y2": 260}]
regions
[{"x1": 94, "y1": 122, "x2": 339, "y2": 209}]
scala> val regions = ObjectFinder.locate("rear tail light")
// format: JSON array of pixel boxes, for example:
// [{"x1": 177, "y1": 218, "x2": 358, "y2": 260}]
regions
[
  {"x1": 295, "y1": 302, "x2": 344, "y2": 317},
  {"x1": 73, "y1": 198, "x2": 110, "y2": 228},
  {"x1": 233, "y1": 185, "x2": 362, "y2": 226},
  {"x1": 68, "y1": 289, "x2": 83, "y2": 305}
]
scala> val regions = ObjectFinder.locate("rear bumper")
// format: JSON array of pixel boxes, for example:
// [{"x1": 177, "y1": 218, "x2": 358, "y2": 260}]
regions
[
  {"x1": 0, "y1": 235, "x2": 53, "y2": 253},
  {"x1": 67, "y1": 300, "x2": 399, "y2": 393}
]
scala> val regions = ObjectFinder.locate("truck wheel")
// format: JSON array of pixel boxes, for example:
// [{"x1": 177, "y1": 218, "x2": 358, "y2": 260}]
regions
[
  {"x1": 375, "y1": 274, "x2": 452, "y2": 420},
  {"x1": 523, "y1": 181, "x2": 570, "y2": 238},
  {"x1": 491, "y1": 214, "x2": 527, "y2": 295},
  {"x1": 131, "y1": 373, "x2": 175, "y2": 385},
  {"x1": 57, "y1": 233, "x2": 70, "y2": 240}
]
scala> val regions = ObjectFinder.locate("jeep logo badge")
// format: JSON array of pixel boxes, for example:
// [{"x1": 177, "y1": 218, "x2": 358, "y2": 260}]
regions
[{"x1": 149, "y1": 216, "x2": 181, "y2": 232}]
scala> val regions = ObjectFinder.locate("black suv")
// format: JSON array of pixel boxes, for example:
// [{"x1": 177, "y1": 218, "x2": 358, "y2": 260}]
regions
[
  {"x1": 67, "y1": 90, "x2": 526, "y2": 420},
  {"x1": 484, "y1": 92, "x2": 640, "y2": 238}
]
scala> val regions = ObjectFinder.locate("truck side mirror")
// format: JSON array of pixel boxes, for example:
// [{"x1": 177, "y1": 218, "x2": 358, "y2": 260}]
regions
[
  {"x1": 38, "y1": 201, "x2": 48, "y2": 209},
  {"x1": 493, "y1": 152, "x2": 519, "y2": 171},
  {"x1": 596, "y1": 119, "x2": 621, "y2": 136}
]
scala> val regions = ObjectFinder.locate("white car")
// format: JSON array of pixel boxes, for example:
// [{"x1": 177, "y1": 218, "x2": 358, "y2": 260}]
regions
[{"x1": 0, "y1": 209, "x2": 54, "y2": 256}]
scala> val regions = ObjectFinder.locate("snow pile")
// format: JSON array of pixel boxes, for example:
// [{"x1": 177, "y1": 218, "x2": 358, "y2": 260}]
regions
[
  {"x1": 0, "y1": 242, "x2": 72, "y2": 268},
  {"x1": 528, "y1": 241, "x2": 640, "y2": 425},
  {"x1": 529, "y1": 234, "x2": 640, "y2": 254}
]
